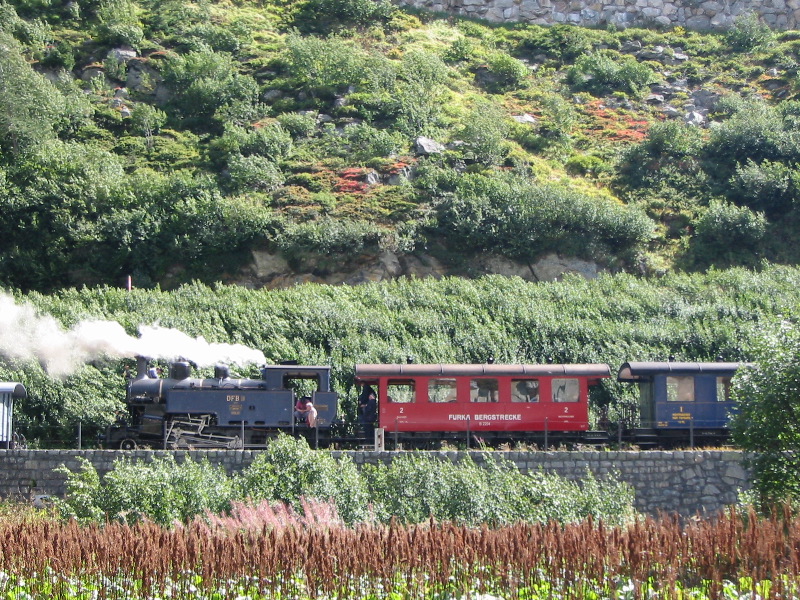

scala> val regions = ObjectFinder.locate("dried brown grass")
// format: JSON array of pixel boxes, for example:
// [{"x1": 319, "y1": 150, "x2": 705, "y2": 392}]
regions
[{"x1": 0, "y1": 505, "x2": 797, "y2": 599}]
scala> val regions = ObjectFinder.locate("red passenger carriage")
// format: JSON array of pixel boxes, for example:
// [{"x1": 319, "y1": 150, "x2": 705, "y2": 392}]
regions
[{"x1": 355, "y1": 363, "x2": 611, "y2": 447}]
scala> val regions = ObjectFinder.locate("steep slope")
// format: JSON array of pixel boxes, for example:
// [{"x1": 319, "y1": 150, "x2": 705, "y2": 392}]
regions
[{"x1": 0, "y1": 0, "x2": 797, "y2": 290}]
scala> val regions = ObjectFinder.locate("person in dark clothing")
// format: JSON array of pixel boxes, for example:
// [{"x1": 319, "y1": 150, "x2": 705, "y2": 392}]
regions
[{"x1": 358, "y1": 386, "x2": 378, "y2": 441}]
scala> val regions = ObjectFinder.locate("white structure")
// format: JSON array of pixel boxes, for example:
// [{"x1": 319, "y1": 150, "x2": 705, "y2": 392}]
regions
[{"x1": 0, "y1": 383, "x2": 27, "y2": 447}]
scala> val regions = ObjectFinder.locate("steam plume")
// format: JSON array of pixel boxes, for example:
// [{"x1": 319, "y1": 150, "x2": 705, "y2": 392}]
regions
[{"x1": 0, "y1": 293, "x2": 266, "y2": 377}]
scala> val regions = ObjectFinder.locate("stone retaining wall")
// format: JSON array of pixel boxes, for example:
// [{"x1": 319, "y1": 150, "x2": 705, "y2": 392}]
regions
[
  {"x1": 0, "y1": 449, "x2": 750, "y2": 516},
  {"x1": 395, "y1": 0, "x2": 800, "y2": 30}
]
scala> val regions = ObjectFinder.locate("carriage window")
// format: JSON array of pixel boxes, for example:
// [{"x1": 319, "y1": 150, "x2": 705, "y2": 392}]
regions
[
  {"x1": 512, "y1": 379, "x2": 539, "y2": 402},
  {"x1": 716, "y1": 377, "x2": 732, "y2": 402},
  {"x1": 429, "y1": 378, "x2": 457, "y2": 403},
  {"x1": 470, "y1": 378, "x2": 499, "y2": 402},
  {"x1": 552, "y1": 378, "x2": 579, "y2": 403},
  {"x1": 387, "y1": 381, "x2": 415, "y2": 403},
  {"x1": 667, "y1": 376, "x2": 695, "y2": 402}
]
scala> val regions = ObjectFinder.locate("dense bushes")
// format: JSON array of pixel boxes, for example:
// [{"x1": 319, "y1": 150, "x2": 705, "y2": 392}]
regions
[
  {"x1": 427, "y1": 170, "x2": 653, "y2": 261},
  {"x1": 705, "y1": 97, "x2": 800, "y2": 178},
  {"x1": 731, "y1": 321, "x2": 800, "y2": 506},
  {"x1": 237, "y1": 435, "x2": 370, "y2": 524},
  {"x1": 363, "y1": 453, "x2": 634, "y2": 526},
  {"x1": 691, "y1": 201, "x2": 767, "y2": 268},
  {"x1": 725, "y1": 12, "x2": 775, "y2": 51},
  {"x1": 55, "y1": 435, "x2": 635, "y2": 526},
  {"x1": 160, "y1": 48, "x2": 260, "y2": 125},
  {"x1": 617, "y1": 96, "x2": 800, "y2": 264},
  {"x1": 56, "y1": 454, "x2": 235, "y2": 524}
]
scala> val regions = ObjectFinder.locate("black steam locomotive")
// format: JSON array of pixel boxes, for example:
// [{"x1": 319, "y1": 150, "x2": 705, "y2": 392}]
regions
[
  {"x1": 105, "y1": 357, "x2": 338, "y2": 449},
  {"x1": 104, "y1": 356, "x2": 746, "y2": 450}
]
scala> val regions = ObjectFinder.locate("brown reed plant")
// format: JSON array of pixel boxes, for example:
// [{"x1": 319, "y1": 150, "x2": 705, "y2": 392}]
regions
[{"x1": 0, "y1": 504, "x2": 798, "y2": 599}]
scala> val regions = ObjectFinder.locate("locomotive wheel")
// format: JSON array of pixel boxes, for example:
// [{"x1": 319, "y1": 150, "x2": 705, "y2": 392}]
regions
[{"x1": 119, "y1": 438, "x2": 138, "y2": 450}]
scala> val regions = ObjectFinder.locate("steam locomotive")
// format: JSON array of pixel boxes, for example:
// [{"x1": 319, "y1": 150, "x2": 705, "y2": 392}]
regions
[{"x1": 103, "y1": 356, "x2": 746, "y2": 450}]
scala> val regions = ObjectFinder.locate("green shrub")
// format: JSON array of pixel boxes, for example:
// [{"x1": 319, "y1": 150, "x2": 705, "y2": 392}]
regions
[
  {"x1": 565, "y1": 153, "x2": 612, "y2": 178},
  {"x1": 430, "y1": 171, "x2": 653, "y2": 261},
  {"x1": 705, "y1": 97, "x2": 800, "y2": 179},
  {"x1": 517, "y1": 24, "x2": 597, "y2": 62},
  {"x1": 363, "y1": 453, "x2": 635, "y2": 526},
  {"x1": 183, "y1": 23, "x2": 242, "y2": 54},
  {"x1": 726, "y1": 13, "x2": 775, "y2": 51},
  {"x1": 39, "y1": 40, "x2": 76, "y2": 71},
  {"x1": 394, "y1": 50, "x2": 450, "y2": 136},
  {"x1": 729, "y1": 159, "x2": 800, "y2": 216},
  {"x1": 617, "y1": 120, "x2": 705, "y2": 191},
  {"x1": 283, "y1": 34, "x2": 367, "y2": 96},
  {"x1": 161, "y1": 48, "x2": 259, "y2": 124},
  {"x1": 0, "y1": 32, "x2": 67, "y2": 155},
  {"x1": 226, "y1": 153, "x2": 284, "y2": 192},
  {"x1": 484, "y1": 51, "x2": 529, "y2": 93},
  {"x1": 731, "y1": 321, "x2": 800, "y2": 506},
  {"x1": 96, "y1": 0, "x2": 144, "y2": 48},
  {"x1": 55, "y1": 456, "x2": 235, "y2": 525},
  {"x1": 459, "y1": 100, "x2": 511, "y2": 165},
  {"x1": 567, "y1": 51, "x2": 658, "y2": 96},
  {"x1": 538, "y1": 93, "x2": 578, "y2": 141},
  {"x1": 342, "y1": 122, "x2": 405, "y2": 160},
  {"x1": 129, "y1": 103, "x2": 167, "y2": 146},
  {"x1": 237, "y1": 435, "x2": 370, "y2": 524},
  {"x1": 400, "y1": 49, "x2": 449, "y2": 88},
  {"x1": 277, "y1": 218, "x2": 384, "y2": 264},
  {"x1": 241, "y1": 123, "x2": 293, "y2": 160},
  {"x1": 276, "y1": 111, "x2": 318, "y2": 139},
  {"x1": 443, "y1": 36, "x2": 475, "y2": 63},
  {"x1": 291, "y1": 0, "x2": 396, "y2": 33},
  {"x1": 692, "y1": 200, "x2": 767, "y2": 268}
]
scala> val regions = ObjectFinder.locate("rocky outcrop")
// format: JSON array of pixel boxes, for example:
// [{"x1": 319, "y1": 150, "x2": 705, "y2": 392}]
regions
[{"x1": 237, "y1": 250, "x2": 601, "y2": 288}]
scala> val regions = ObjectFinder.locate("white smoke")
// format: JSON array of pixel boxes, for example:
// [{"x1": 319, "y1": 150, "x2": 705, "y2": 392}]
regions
[{"x1": 0, "y1": 293, "x2": 266, "y2": 377}]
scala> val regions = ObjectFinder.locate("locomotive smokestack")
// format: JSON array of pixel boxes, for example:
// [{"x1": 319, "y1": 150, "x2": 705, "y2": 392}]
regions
[{"x1": 134, "y1": 356, "x2": 152, "y2": 380}]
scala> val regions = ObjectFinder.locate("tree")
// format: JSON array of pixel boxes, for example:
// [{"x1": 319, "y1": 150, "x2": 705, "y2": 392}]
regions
[
  {"x1": 731, "y1": 321, "x2": 800, "y2": 506},
  {"x1": 459, "y1": 99, "x2": 510, "y2": 166},
  {"x1": 0, "y1": 32, "x2": 64, "y2": 155},
  {"x1": 130, "y1": 103, "x2": 167, "y2": 148}
]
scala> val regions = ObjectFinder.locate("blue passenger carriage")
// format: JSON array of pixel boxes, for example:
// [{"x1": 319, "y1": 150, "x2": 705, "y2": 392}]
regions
[{"x1": 617, "y1": 361, "x2": 745, "y2": 447}]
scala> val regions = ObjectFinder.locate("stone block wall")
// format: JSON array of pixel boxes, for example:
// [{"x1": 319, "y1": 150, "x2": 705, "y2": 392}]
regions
[
  {"x1": 0, "y1": 449, "x2": 750, "y2": 516},
  {"x1": 395, "y1": 0, "x2": 800, "y2": 30}
]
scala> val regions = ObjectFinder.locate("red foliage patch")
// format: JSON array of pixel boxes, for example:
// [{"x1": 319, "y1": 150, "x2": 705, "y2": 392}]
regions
[
  {"x1": 583, "y1": 99, "x2": 651, "y2": 143},
  {"x1": 334, "y1": 167, "x2": 370, "y2": 194}
]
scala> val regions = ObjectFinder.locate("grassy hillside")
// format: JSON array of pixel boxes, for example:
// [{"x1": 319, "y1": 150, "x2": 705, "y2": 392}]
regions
[{"x1": 2, "y1": 0, "x2": 800, "y2": 290}]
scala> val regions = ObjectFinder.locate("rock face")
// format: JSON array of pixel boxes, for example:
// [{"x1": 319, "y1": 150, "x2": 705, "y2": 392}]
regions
[
  {"x1": 392, "y1": 0, "x2": 800, "y2": 29},
  {"x1": 238, "y1": 250, "x2": 601, "y2": 288},
  {"x1": 414, "y1": 137, "x2": 446, "y2": 155}
]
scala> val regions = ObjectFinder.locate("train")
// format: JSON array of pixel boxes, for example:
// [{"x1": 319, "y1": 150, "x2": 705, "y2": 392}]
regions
[{"x1": 103, "y1": 356, "x2": 746, "y2": 450}]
